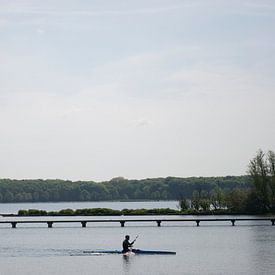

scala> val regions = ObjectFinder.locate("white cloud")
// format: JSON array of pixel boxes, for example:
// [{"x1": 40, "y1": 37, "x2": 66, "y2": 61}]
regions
[
  {"x1": 0, "y1": 1, "x2": 199, "y2": 17},
  {"x1": 131, "y1": 118, "x2": 153, "y2": 127},
  {"x1": 36, "y1": 28, "x2": 45, "y2": 35},
  {"x1": 79, "y1": 44, "x2": 274, "y2": 104},
  {"x1": 166, "y1": 66, "x2": 269, "y2": 97}
]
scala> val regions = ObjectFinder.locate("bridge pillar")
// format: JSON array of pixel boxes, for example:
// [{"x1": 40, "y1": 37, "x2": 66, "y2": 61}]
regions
[
  {"x1": 11, "y1": 222, "x2": 17, "y2": 228},
  {"x1": 81, "y1": 221, "x2": 87, "y2": 228},
  {"x1": 47, "y1": 221, "x2": 53, "y2": 228},
  {"x1": 231, "y1": 220, "x2": 236, "y2": 226},
  {"x1": 196, "y1": 220, "x2": 200, "y2": 227},
  {"x1": 120, "y1": 221, "x2": 125, "y2": 227},
  {"x1": 156, "y1": 220, "x2": 161, "y2": 227}
]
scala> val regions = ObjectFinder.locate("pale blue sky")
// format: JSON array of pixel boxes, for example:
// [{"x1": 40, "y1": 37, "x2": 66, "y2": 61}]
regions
[{"x1": 0, "y1": 0, "x2": 274, "y2": 181}]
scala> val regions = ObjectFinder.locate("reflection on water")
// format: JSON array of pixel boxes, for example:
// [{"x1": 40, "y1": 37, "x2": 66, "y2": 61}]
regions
[{"x1": 122, "y1": 254, "x2": 133, "y2": 274}]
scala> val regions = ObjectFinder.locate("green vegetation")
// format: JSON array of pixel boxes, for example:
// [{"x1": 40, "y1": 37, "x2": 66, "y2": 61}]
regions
[
  {"x1": 17, "y1": 208, "x2": 179, "y2": 216},
  {"x1": 14, "y1": 149, "x2": 275, "y2": 217},
  {"x1": 178, "y1": 187, "x2": 259, "y2": 214},
  {"x1": 248, "y1": 149, "x2": 275, "y2": 212},
  {"x1": 0, "y1": 176, "x2": 252, "y2": 203},
  {"x1": 1, "y1": 149, "x2": 274, "y2": 216},
  {"x1": 178, "y1": 150, "x2": 275, "y2": 214}
]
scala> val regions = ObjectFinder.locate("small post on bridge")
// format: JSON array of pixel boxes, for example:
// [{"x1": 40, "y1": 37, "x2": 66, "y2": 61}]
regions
[
  {"x1": 196, "y1": 220, "x2": 200, "y2": 227},
  {"x1": 11, "y1": 222, "x2": 17, "y2": 228},
  {"x1": 81, "y1": 221, "x2": 87, "y2": 228},
  {"x1": 120, "y1": 221, "x2": 125, "y2": 227},
  {"x1": 47, "y1": 221, "x2": 53, "y2": 228},
  {"x1": 156, "y1": 220, "x2": 161, "y2": 227},
  {"x1": 271, "y1": 219, "x2": 275, "y2": 226},
  {"x1": 231, "y1": 220, "x2": 236, "y2": 226}
]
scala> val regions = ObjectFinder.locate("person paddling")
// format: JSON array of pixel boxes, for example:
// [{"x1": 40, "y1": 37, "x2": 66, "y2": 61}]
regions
[{"x1": 122, "y1": 235, "x2": 137, "y2": 253}]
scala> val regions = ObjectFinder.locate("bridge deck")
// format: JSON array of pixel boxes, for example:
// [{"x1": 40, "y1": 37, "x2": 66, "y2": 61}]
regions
[{"x1": 0, "y1": 218, "x2": 274, "y2": 228}]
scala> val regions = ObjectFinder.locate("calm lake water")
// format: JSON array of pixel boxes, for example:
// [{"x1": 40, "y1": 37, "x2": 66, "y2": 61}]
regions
[
  {"x1": 0, "y1": 200, "x2": 179, "y2": 214},
  {"x1": 1, "y1": 201, "x2": 275, "y2": 275}
]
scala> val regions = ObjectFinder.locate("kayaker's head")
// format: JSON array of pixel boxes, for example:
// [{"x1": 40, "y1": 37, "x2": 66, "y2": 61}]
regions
[{"x1": 125, "y1": 235, "x2": 130, "y2": 240}]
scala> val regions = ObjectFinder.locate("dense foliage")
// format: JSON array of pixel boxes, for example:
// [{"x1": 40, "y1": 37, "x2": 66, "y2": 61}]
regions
[
  {"x1": 178, "y1": 150, "x2": 275, "y2": 214},
  {"x1": 178, "y1": 188, "x2": 261, "y2": 214},
  {"x1": 17, "y1": 208, "x2": 179, "y2": 216},
  {"x1": 0, "y1": 176, "x2": 252, "y2": 203},
  {"x1": 248, "y1": 149, "x2": 275, "y2": 212}
]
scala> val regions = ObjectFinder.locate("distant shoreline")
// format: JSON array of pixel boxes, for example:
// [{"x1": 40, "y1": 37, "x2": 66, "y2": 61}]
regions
[
  {"x1": 0, "y1": 176, "x2": 252, "y2": 203},
  {"x1": 2, "y1": 208, "x2": 273, "y2": 217}
]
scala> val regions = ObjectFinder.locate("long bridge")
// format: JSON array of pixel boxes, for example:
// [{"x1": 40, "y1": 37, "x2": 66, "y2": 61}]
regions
[{"x1": 0, "y1": 217, "x2": 274, "y2": 228}]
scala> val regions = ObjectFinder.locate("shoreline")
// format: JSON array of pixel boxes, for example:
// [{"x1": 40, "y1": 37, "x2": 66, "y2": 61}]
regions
[{"x1": 2, "y1": 208, "x2": 274, "y2": 217}]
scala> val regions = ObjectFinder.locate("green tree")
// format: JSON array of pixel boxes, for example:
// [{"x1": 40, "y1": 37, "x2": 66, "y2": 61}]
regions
[
  {"x1": 245, "y1": 190, "x2": 263, "y2": 213},
  {"x1": 210, "y1": 187, "x2": 225, "y2": 210},
  {"x1": 199, "y1": 190, "x2": 211, "y2": 211},
  {"x1": 191, "y1": 190, "x2": 201, "y2": 211},
  {"x1": 248, "y1": 149, "x2": 275, "y2": 212},
  {"x1": 15, "y1": 193, "x2": 24, "y2": 202},
  {"x1": 33, "y1": 192, "x2": 40, "y2": 202},
  {"x1": 79, "y1": 190, "x2": 91, "y2": 201},
  {"x1": 225, "y1": 188, "x2": 248, "y2": 212},
  {"x1": 178, "y1": 198, "x2": 189, "y2": 211},
  {"x1": 267, "y1": 150, "x2": 275, "y2": 210},
  {"x1": 40, "y1": 191, "x2": 50, "y2": 201},
  {"x1": 190, "y1": 190, "x2": 211, "y2": 211},
  {"x1": 4, "y1": 191, "x2": 14, "y2": 202}
]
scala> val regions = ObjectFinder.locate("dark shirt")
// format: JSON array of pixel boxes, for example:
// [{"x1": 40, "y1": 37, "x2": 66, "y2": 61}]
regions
[{"x1": 122, "y1": 239, "x2": 134, "y2": 253}]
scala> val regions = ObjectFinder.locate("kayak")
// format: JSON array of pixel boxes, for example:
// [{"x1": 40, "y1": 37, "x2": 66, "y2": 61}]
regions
[
  {"x1": 83, "y1": 249, "x2": 176, "y2": 255},
  {"x1": 84, "y1": 249, "x2": 176, "y2": 255}
]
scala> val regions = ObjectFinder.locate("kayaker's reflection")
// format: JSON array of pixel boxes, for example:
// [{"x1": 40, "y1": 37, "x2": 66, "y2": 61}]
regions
[
  {"x1": 123, "y1": 254, "x2": 130, "y2": 262},
  {"x1": 122, "y1": 252, "x2": 132, "y2": 273}
]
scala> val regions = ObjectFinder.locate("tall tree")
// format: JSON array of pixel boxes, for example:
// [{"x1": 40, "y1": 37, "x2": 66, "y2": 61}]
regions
[
  {"x1": 267, "y1": 150, "x2": 275, "y2": 208},
  {"x1": 248, "y1": 149, "x2": 275, "y2": 212}
]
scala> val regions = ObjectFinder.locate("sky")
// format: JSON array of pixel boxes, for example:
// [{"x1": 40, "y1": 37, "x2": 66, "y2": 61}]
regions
[{"x1": 0, "y1": 0, "x2": 275, "y2": 181}]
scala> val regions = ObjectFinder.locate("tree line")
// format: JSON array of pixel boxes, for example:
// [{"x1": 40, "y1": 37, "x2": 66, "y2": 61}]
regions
[
  {"x1": 0, "y1": 176, "x2": 251, "y2": 203},
  {"x1": 1, "y1": 149, "x2": 273, "y2": 215},
  {"x1": 179, "y1": 150, "x2": 275, "y2": 214}
]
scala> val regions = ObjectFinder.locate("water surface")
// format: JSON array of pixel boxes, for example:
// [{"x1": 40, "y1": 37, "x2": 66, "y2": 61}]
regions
[
  {"x1": 0, "y1": 200, "x2": 179, "y2": 214},
  {"x1": 0, "y1": 202, "x2": 275, "y2": 275}
]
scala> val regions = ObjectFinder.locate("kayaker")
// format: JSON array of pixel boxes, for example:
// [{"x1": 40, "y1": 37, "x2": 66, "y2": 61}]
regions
[{"x1": 122, "y1": 235, "x2": 136, "y2": 253}]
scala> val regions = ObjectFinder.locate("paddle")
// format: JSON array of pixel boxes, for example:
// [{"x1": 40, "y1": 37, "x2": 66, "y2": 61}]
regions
[
  {"x1": 133, "y1": 235, "x2": 139, "y2": 243},
  {"x1": 129, "y1": 235, "x2": 139, "y2": 253}
]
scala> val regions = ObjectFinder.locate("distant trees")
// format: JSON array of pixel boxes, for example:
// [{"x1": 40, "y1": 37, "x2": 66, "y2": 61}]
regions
[
  {"x1": 1, "y1": 149, "x2": 273, "y2": 215},
  {"x1": 0, "y1": 176, "x2": 252, "y2": 203},
  {"x1": 10, "y1": 150, "x2": 275, "y2": 214}
]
